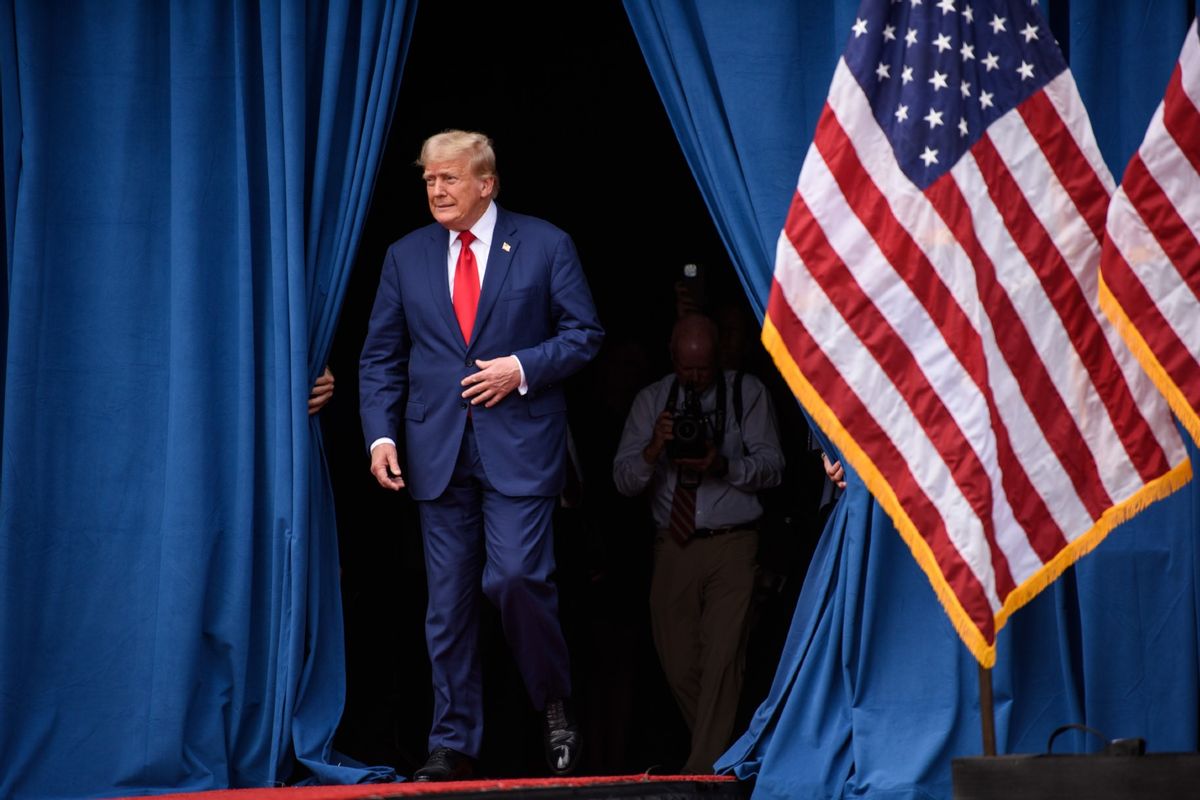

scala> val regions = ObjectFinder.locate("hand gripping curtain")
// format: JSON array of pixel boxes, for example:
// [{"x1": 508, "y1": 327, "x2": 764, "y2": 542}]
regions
[
  {"x1": 626, "y1": 1, "x2": 1200, "y2": 798},
  {"x1": 0, "y1": 2, "x2": 416, "y2": 796}
]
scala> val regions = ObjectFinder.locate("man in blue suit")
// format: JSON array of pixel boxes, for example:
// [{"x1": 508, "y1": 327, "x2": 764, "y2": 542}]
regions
[{"x1": 359, "y1": 130, "x2": 603, "y2": 781}]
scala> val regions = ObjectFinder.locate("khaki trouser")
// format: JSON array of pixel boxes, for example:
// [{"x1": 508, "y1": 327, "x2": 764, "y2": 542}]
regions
[{"x1": 650, "y1": 527, "x2": 758, "y2": 774}]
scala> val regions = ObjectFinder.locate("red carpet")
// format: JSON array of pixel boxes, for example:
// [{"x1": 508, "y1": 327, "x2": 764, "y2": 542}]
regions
[{"x1": 114, "y1": 774, "x2": 744, "y2": 800}]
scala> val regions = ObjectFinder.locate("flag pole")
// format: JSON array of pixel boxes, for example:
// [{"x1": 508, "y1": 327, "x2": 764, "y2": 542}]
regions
[{"x1": 978, "y1": 664, "x2": 997, "y2": 756}]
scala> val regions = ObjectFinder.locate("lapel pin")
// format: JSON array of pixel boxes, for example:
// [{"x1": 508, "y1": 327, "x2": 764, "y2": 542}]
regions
[{"x1": 502, "y1": 242, "x2": 511, "y2": 252}]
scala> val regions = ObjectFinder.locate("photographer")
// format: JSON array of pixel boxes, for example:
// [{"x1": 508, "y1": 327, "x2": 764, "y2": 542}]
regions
[{"x1": 612, "y1": 314, "x2": 784, "y2": 773}]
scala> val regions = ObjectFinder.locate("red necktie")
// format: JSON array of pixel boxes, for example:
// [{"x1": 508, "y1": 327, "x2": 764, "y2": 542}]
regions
[
  {"x1": 453, "y1": 230, "x2": 480, "y2": 343},
  {"x1": 668, "y1": 472, "x2": 697, "y2": 546}
]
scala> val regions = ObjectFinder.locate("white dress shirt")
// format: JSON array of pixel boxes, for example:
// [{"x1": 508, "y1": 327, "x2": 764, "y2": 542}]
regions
[
  {"x1": 612, "y1": 370, "x2": 785, "y2": 530},
  {"x1": 447, "y1": 200, "x2": 497, "y2": 294}
]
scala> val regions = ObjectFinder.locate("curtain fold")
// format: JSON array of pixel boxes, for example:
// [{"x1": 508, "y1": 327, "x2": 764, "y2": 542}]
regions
[
  {"x1": 623, "y1": 1, "x2": 860, "y2": 317},
  {"x1": 0, "y1": 0, "x2": 14, "y2": 452},
  {"x1": 0, "y1": 1, "x2": 415, "y2": 796},
  {"x1": 626, "y1": 1, "x2": 1200, "y2": 798}
]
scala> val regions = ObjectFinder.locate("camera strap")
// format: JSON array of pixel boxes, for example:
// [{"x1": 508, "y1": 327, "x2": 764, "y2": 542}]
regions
[{"x1": 732, "y1": 369, "x2": 749, "y2": 456}]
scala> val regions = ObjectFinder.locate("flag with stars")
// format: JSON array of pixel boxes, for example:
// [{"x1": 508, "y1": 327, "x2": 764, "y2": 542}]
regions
[
  {"x1": 763, "y1": 0, "x2": 1191, "y2": 665},
  {"x1": 1099, "y1": 19, "x2": 1200, "y2": 449}
]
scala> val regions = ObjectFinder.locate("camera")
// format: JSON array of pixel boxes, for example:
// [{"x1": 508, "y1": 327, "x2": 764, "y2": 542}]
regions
[{"x1": 667, "y1": 386, "x2": 710, "y2": 460}]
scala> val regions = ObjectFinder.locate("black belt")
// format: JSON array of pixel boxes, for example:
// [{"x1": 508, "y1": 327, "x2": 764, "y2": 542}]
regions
[{"x1": 690, "y1": 524, "x2": 756, "y2": 539}]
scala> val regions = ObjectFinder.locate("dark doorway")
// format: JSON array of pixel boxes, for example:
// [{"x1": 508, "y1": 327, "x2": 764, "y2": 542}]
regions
[{"x1": 320, "y1": 1, "x2": 824, "y2": 779}]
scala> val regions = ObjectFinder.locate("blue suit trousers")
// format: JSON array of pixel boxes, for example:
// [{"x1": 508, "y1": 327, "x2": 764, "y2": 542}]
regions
[{"x1": 416, "y1": 421, "x2": 572, "y2": 757}]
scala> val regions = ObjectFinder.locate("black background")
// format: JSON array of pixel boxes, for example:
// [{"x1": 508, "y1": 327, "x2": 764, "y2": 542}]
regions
[{"x1": 320, "y1": 2, "x2": 825, "y2": 779}]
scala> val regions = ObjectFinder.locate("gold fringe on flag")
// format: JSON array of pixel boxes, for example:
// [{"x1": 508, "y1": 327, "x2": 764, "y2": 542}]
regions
[
  {"x1": 1098, "y1": 272, "x2": 1200, "y2": 447},
  {"x1": 762, "y1": 315, "x2": 1193, "y2": 668}
]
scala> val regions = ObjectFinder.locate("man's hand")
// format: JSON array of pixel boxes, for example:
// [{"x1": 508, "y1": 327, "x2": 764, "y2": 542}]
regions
[
  {"x1": 675, "y1": 442, "x2": 727, "y2": 477},
  {"x1": 643, "y1": 410, "x2": 674, "y2": 464},
  {"x1": 308, "y1": 366, "x2": 335, "y2": 415},
  {"x1": 822, "y1": 452, "x2": 846, "y2": 489},
  {"x1": 461, "y1": 356, "x2": 521, "y2": 408},
  {"x1": 674, "y1": 279, "x2": 702, "y2": 318},
  {"x1": 370, "y1": 442, "x2": 405, "y2": 491}
]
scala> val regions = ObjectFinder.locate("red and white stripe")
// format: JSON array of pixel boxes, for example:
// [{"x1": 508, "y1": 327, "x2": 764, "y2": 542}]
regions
[
  {"x1": 1101, "y1": 19, "x2": 1200, "y2": 443},
  {"x1": 768, "y1": 58, "x2": 1188, "y2": 657}
]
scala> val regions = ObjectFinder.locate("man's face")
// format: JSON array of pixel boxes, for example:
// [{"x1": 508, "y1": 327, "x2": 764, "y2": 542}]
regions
[
  {"x1": 424, "y1": 156, "x2": 494, "y2": 231},
  {"x1": 672, "y1": 338, "x2": 717, "y2": 392}
]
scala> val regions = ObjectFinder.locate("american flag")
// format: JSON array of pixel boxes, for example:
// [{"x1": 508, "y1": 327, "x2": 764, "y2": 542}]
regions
[
  {"x1": 1100, "y1": 19, "x2": 1200, "y2": 448},
  {"x1": 763, "y1": 0, "x2": 1191, "y2": 665}
]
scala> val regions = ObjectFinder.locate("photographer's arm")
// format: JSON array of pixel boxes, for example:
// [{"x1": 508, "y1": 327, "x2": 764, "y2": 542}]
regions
[
  {"x1": 613, "y1": 387, "x2": 666, "y2": 497},
  {"x1": 673, "y1": 441, "x2": 727, "y2": 477},
  {"x1": 724, "y1": 376, "x2": 785, "y2": 492},
  {"x1": 643, "y1": 411, "x2": 674, "y2": 464}
]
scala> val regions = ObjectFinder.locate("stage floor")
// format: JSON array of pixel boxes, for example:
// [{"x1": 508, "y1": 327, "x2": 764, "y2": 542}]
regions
[{"x1": 113, "y1": 774, "x2": 749, "y2": 800}]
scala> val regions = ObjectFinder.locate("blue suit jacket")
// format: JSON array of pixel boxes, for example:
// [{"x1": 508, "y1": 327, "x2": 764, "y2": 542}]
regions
[{"x1": 359, "y1": 205, "x2": 604, "y2": 501}]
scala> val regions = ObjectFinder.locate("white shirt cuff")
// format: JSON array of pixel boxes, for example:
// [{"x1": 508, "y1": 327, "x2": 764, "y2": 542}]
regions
[
  {"x1": 370, "y1": 437, "x2": 396, "y2": 452},
  {"x1": 514, "y1": 355, "x2": 528, "y2": 395}
]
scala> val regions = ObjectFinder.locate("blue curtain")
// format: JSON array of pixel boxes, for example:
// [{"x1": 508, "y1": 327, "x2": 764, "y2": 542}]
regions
[
  {"x1": 623, "y1": 1, "x2": 861, "y2": 317},
  {"x1": 0, "y1": 2, "x2": 416, "y2": 797},
  {"x1": 625, "y1": 1, "x2": 1200, "y2": 798}
]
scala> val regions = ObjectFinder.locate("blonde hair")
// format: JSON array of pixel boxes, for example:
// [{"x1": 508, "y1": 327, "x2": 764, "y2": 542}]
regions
[{"x1": 418, "y1": 130, "x2": 499, "y2": 197}]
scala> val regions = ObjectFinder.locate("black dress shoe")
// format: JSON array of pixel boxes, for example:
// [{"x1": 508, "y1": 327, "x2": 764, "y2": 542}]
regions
[
  {"x1": 413, "y1": 747, "x2": 475, "y2": 782},
  {"x1": 543, "y1": 698, "x2": 581, "y2": 775}
]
